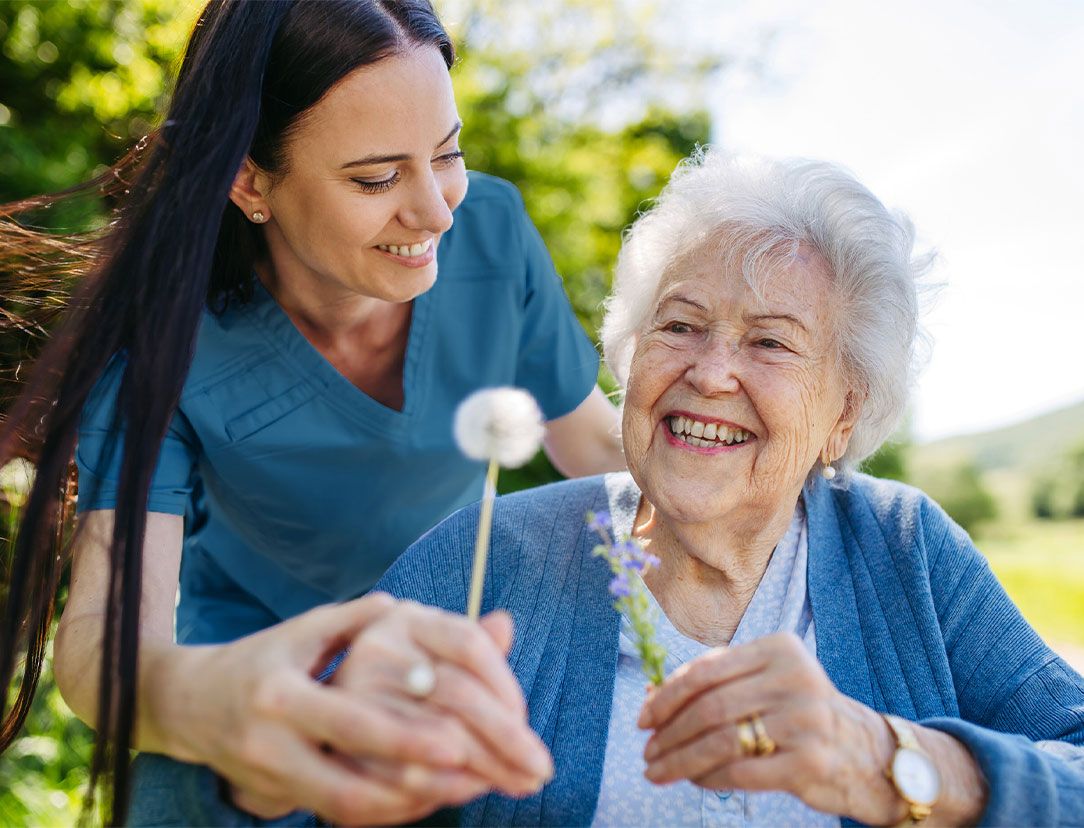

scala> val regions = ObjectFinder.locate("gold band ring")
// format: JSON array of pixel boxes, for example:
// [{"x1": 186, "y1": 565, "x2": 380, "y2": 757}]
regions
[
  {"x1": 736, "y1": 718, "x2": 758, "y2": 757},
  {"x1": 750, "y1": 714, "x2": 776, "y2": 756}
]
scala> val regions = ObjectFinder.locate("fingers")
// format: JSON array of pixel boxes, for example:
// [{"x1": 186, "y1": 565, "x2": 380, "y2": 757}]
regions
[
  {"x1": 478, "y1": 609, "x2": 515, "y2": 656},
  {"x1": 259, "y1": 672, "x2": 467, "y2": 768},
  {"x1": 228, "y1": 784, "x2": 296, "y2": 820},
  {"x1": 287, "y1": 592, "x2": 398, "y2": 667},
  {"x1": 354, "y1": 756, "x2": 491, "y2": 809},
  {"x1": 227, "y1": 724, "x2": 429, "y2": 826},
  {"x1": 692, "y1": 751, "x2": 802, "y2": 796},
  {"x1": 427, "y1": 660, "x2": 553, "y2": 793},
  {"x1": 643, "y1": 676, "x2": 785, "y2": 761},
  {"x1": 407, "y1": 606, "x2": 527, "y2": 717},
  {"x1": 644, "y1": 710, "x2": 792, "y2": 785},
  {"x1": 638, "y1": 644, "x2": 767, "y2": 730}
]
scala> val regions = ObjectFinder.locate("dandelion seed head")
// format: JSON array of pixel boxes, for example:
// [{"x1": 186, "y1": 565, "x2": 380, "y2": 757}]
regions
[{"x1": 453, "y1": 387, "x2": 545, "y2": 467}]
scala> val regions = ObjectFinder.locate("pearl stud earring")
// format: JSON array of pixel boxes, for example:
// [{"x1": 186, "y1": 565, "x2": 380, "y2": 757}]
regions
[{"x1": 251, "y1": 210, "x2": 266, "y2": 223}]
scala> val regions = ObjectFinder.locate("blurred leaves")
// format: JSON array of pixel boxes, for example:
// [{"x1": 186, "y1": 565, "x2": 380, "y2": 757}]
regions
[
  {"x1": 1031, "y1": 442, "x2": 1084, "y2": 520},
  {"x1": 1, "y1": 0, "x2": 724, "y2": 820},
  {"x1": 0, "y1": 0, "x2": 197, "y2": 211}
]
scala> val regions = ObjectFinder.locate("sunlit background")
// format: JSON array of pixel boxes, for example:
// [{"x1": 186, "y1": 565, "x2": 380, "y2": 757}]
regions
[{"x1": 1, "y1": 0, "x2": 1081, "y2": 822}]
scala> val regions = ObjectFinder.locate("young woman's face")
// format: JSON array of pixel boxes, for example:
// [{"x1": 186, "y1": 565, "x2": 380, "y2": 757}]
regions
[{"x1": 258, "y1": 45, "x2": 468, "y2": 303}]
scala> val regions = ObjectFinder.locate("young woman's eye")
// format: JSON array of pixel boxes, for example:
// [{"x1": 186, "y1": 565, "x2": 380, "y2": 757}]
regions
[
  {"x1": 434, "y1": 149, "x2": 465, "y2": 167},
  {"x1": 351, "y1": 172, "x2": 400, "y2": 194}
]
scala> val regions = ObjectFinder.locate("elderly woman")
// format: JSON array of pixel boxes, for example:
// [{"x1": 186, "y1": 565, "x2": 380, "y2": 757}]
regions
[{"x1": 130, "y1": 151, "x2": 1084, "y2": 826}]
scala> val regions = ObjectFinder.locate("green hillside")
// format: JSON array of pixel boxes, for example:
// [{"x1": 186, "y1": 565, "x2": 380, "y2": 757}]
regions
[
  {"x1": 911, "y1": 398, "x2": 1084, "y2": 524},
  {"x1": 914, "y1": 398, "x2": 1084, "y2": 475}
]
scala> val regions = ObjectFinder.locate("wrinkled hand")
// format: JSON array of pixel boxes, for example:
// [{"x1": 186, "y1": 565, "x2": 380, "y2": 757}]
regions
[
  {"x1": 167, "y1": 592, "x2": 549, "y2": 826},
  {"x1": 638, "y1": 632, "x2": 905, "y2": 825},
  {"x1": 232, "y1": 600, "x2": 553, "y2": 825}
]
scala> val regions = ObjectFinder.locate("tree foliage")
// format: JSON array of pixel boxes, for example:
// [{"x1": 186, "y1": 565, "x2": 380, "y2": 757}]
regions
[
  {"x1": 0, "y1": 0, "x2": 197, "y2": 207},
  {"x1": 924, "y1": 462, "x2": 999, "y2": 535},
  {"x1": 1, "y1": 0, "x2": 724, "y2": 820},
  {"x1": 1030, "y1": 442, "x2": 1084, "y2": 520}
]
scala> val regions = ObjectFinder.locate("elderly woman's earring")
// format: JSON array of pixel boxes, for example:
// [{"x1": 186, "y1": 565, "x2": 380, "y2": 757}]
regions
[
  {"x1": 251, "y1": 210, "x2": 266, "y2": 223},
  {"x1": 820, "y1": 452, "x2": 837, "y2": 480}
]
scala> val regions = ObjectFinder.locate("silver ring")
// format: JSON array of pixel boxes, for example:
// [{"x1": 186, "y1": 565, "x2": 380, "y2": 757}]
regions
[{"x1": 404, "y1": 661, "x2": 436, "y2": 698}]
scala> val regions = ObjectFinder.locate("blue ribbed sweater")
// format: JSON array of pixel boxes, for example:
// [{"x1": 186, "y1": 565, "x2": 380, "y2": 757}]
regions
[{"x1": 128, "y1": 473, "x2": 1084, "y2": 826}]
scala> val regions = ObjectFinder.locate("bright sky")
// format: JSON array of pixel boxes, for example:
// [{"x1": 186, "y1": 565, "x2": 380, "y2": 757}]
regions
[{"x1": 697, "y1": 0, "x2": 1084, "y2": 440}]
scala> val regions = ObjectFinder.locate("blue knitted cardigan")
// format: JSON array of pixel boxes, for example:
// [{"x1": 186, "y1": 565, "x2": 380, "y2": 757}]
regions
[{"x1": 127, "y1": 474, "x2": 1084, "y2": 826}]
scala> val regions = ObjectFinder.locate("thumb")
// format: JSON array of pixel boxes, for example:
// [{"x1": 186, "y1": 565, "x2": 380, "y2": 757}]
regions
[{"x1": 479, "y1": 609, "x2": 515, "y2": 657}]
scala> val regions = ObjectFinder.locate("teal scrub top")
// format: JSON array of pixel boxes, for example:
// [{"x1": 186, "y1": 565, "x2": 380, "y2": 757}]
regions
[{"x1": 75, "y1": 172, "x2": 600, "y2": 644}]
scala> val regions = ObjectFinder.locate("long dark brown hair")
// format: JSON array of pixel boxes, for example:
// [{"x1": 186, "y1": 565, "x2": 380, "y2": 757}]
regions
[{"x1": 0, "y1": 1, "x2": 453, "y2": 822}]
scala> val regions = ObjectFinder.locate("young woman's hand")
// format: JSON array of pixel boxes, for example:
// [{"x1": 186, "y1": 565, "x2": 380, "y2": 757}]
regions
[
  {"x1": 328, "y1": 604, "x2": 553, "y2": 802},
  {"x1": 163, "y1": 594, "x2": 550, "y2": 825}
]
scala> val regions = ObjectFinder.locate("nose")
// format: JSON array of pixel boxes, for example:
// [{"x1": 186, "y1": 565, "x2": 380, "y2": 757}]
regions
[
  {"x1": 683, "y1": 333, "x2": 741, "y2": 396},
  {"x1": 399, "y1": 171, "x2": 455, "y2": 235}
]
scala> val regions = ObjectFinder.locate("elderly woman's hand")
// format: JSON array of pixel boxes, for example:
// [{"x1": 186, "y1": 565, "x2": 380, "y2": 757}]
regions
[
  {"x1": 638, "y1": 633, "x2": 986, "y2": 825},
  {"x1": 205, "y1": 596, "x2": 551, "y2": 826},
  {"x1": 326, "y1": 602, "x2": 555, "y2": 809}
]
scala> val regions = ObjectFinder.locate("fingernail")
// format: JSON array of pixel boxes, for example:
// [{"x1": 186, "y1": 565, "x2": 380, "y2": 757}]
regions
[
  {"x1": 643, "y1": 740, "x2": 659, "y2": 761},
  {"x1": 638, "y1": 707, "x2": 654, "y2": 729}
]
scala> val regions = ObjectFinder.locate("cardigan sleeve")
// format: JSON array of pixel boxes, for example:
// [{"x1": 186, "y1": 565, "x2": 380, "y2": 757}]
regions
[{"x1": 920, "y1": 498, "x2": 1084, "y2": 825}]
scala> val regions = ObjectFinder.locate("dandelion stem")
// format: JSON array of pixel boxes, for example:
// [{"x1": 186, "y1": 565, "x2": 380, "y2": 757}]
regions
[{"x1": 467, "y1": 457, "x2": 500, "y2": 621}]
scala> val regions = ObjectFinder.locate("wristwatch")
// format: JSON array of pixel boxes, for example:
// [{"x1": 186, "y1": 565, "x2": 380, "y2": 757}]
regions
[{"x1": 881, "y1": 714, "x2": 941, "y2": 825}]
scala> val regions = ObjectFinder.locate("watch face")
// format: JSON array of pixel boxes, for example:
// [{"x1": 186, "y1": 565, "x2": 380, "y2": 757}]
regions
[{"x1": 892, "y1": 748, "x2": 941, "y2": 806}]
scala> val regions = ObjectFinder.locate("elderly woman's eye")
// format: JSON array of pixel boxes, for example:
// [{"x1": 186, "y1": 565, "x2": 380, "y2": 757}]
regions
[
  {"x1": 757, "y1": 338, "x2": 784, "y2": 349},
  {"x1": 665, "y1": 321, "x2": 694, "y2": 334}
]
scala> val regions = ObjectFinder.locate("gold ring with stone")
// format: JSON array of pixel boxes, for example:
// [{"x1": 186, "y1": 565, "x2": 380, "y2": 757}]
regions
[
  {"x1": 736, "y1": 718, "x2": 758, "y2": 757},
  {"x1": 751, "y1": 714, "x2": 776, "y2": 756}
]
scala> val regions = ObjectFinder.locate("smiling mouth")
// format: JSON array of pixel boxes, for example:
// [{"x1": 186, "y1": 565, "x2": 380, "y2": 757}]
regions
[
  {"x1": 667, "y1": 415, "x2": 753, "y2": 448},
  {"x1": 376, "y1": 240, "x2": 433, "y2": 257}
]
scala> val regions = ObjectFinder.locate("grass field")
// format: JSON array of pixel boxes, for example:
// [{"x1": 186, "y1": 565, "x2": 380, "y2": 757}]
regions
[{"x1": 978, "y1": 518, "x2": 1084, "y2": 653}]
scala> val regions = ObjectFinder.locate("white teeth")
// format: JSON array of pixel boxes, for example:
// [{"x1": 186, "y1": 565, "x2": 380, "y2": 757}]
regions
[
  {"x1": 668, "y1": 416, "x2": 751, "y2": 447},
  {"x1": 378, "y1": 240, "x2": 431, "y2": 257}
]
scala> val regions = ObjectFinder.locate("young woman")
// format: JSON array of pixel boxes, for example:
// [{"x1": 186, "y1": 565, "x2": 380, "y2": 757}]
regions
[{"x1": 0, "y1": 0, "x2": 623, "y2": 822}]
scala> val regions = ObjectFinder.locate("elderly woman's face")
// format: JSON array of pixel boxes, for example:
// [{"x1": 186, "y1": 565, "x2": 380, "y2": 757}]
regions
[{"x1": 622, "y1": 242, "x2": 857, "y2": 525}]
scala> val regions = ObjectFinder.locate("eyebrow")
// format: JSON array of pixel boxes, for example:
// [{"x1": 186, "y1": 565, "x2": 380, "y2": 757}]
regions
[
  {"x1": 339, "y1": 121, "x2": 463, "y2": 169},
  {"x1": 657, "y1": 295, "x2": 709, "y2": 313},
  {"x1": 747, "y1": 313, "x2": 809, "y2": 332}
]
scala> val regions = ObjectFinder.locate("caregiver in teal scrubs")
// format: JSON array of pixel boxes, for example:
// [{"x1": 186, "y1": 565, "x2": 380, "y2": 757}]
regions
[{"x1": 13, "y1": 1, "x2": 623, "y2": 825}]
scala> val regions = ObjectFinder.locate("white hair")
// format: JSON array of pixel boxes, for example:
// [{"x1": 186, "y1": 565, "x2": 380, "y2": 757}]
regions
[{"x1": 600, "y1": 148, "x2": 933, "y2": 473}]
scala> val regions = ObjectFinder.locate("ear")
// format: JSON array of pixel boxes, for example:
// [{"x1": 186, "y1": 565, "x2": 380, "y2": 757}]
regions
[
  {"x1": 228, "y1": 157, "x2": 272, "y2": 221},
  {"x1": 824, "y1": 388, "x2": 864, "y2": 463}
]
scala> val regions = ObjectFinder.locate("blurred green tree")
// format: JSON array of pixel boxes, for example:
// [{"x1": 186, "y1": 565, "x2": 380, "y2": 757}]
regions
[
  {"x1": 0, "y1": 0, "x2": 197, "y2": 208},
  {"x1": 1031, "y1": 474, "x2": 1058, "y2": 520},
  {"x1": 1, "y1": 0, "x2": 730, "y2": 821},
  {"x1": 860, "y1": 440, "x2": 909, "y2": 482},
  {"x1": 926, "y1": 462, "x2": 999, "y2": 535},
  {"x1": 1029, "y1": 442, "x2": 1084, "y2": 520}
]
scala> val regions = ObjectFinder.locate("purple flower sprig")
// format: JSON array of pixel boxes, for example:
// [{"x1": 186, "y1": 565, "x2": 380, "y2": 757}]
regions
[{"x1": 586, "y1": 510, "x2": 667, "y2": 686}]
